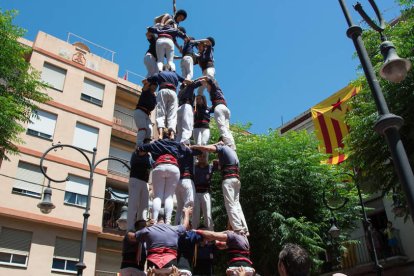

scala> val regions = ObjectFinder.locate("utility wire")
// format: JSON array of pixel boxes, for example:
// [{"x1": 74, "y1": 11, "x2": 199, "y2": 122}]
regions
[{"x1": 0, "y1": 173, "x2": 128, "y2": 203}]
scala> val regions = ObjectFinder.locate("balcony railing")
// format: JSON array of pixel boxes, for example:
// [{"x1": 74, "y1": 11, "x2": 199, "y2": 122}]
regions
[
  {"x1": 341, "y1": 236, "x2": 371, "y2": 269},
  {"x1": 114, "y1": 107, "x2": 137, "y2": 132},
  {"x1": 107, "y1": 155, "x2": 130, "y2": 179},
  {"x1": 341, "y1": 233, "x2": 405, "y2": 272},
  {"x1": 102, "y1": 197, "x2": 124, "y2": 232}
]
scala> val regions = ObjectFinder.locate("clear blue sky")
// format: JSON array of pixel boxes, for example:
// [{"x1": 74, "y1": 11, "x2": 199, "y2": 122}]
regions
[{"x1": 2, "y1": 0, "x2": 402, "y2": 134}]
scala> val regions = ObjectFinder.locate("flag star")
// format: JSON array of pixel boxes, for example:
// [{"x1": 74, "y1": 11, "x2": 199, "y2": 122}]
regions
[{"x1": 331, "y1": 98, "x2": 343, "y2": 112}]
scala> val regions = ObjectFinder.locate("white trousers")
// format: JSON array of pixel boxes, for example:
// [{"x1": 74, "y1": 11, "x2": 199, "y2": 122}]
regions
[
  {"x1": 120, "y1": 267, "x2": 146, "y2": 276},
  {"x1": 193, "y1": 128, "x2": 210, "y2": 162},
  {"x1": 197, "y1": 67, "x2": 215, "y2": 96},
  {"x1": 144, "y1": 52, "x2": 158, "y2": 77},
  {"x1": 176, "y1": 104, "x2": 194, "y2": 144},
  {"x1": 174, "y1": 178, "x2": 196, "y2": 225},
  {"x1": 152, "y1": 164, "x2": 180, "y2": 224},
  {"x1": 156, "y1": 88, "x2": 178, "y2": 131},
  {"x1": 156, "y1": 37, "x2": 175, "y2": 71},
  {"x1": 214, "y1": 104, "x2": 236, "y2": 149},
  {"x1": 134, "y1": 109, "x2": 152, "y2": 147},
  {"x1": 180, "y1": 55, "x2": 194, "y2": 80},
  {"x1": 193, "y1": 192, "x2": 214, "y2": 230},
  {"x1": 222, "y1": 178, "x2": 248, "y2": 232},
  {"x1": 193, "y1": 128, "x2": 210, "y2": 145},
  {"x1": 127, "y1": 178, "x2": 149, "y2": 231}
]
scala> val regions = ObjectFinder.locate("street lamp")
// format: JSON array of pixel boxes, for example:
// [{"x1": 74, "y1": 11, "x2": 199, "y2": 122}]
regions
[
  {"x1": 37, "y1": 180, "x2": 55, "y2": 214},
  {"x1": 338, "y1": 0, "x2": 414, "y2": 220},
  {"x1": 329, "y1": 172, "x2": 383, "y2": 276},
  {"x1": 38, "y1": 143, "x2": 130, "y2": 276},
  {"x1": 116, "y1": 205, "x2": 128, "y2": 231},
  {"x1": 322, "y1": 189, "x2": 348, "y2": 239},
  {"x1": 328, "y1": 217, "x2": 341, "y2": 239},
  {"x1": 322, "y1": 188, "x2": 348, "y2": 270},
  {"x1": 380, "y1": 41, "x2": 412, "y2": 83}
]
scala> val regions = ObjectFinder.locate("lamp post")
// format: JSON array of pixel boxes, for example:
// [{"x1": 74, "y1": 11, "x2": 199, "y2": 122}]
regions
[
  {"x1": 340, "y1": 171, "x2": 383, "y2": 276},
  {"x1": 322, "y1": 189, "x2": 348, "y2": 270},
  {"x1": 37, "y1": 143, "x2": 130, "y2": 276},
  {"x1": 337, "y1": 0, "x2": 414, "y2": 219},
  {"x1": 323, "y1": 173, "x2": 382, "y2": 276}
]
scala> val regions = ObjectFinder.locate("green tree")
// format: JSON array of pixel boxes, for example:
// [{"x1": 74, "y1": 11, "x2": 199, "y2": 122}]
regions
[
  {"x1": 0, "y1": 9, "x2": 50, "y2": 160},
  {"x1": 208, "y1": 124, "x2": 361, "y2": 275},
  {"x1": 344, "y1": 3, "x2": 414, "y2": 214}
]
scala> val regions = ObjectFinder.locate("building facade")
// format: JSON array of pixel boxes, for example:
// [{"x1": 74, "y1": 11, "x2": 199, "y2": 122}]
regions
[
  {"x1": 0, "y1": 31, "x2": 145, "y2": 275},
  {"x1": 279, "y1": 94, "x2": 414, "y2": 275}
]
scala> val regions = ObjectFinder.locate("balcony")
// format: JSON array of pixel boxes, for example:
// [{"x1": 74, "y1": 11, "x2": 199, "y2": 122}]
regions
[
  {"x1": 112, "y1": 105, "x2": 137, "y2": 143},
  {"x1": 107, "y1": 155, "x2": 130, "y2": 179},
  {"x1": 323, "y1": 234, "x2": 408, "y2": 275},
  {"x1": 102, "y1": 189, "x2": 127, "y2": 234},
  {"x1": 113, "y1": 105, "x2": 137, "y2": 132}
]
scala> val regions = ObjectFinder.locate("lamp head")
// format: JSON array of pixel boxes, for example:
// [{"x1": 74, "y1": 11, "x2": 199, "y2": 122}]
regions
[
  {"x1": 380, "y1": 41, "x2": 412, "y2": 83},
  {"x1": 37, "y1": 187, "x2": 56, "y2": 214},
  {"x1": 116, "y1": 205, "x2": 128, "y2": 231},
  {"x1": 328, "y1": 219, "x2": 340, "y2": 238}
]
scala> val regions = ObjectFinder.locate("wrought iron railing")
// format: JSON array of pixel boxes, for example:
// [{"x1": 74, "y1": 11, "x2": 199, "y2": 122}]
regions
[
  {"x1": 102, "y1": 198, "x2": 124, "y2": 231},
  {"x1": 343, "y1": 233, "x2": 404, "y2": 269},
  {"x1": 113, "y1": 107, "x2": 137, "y2": 132},
  {"x1": 107, "y1": 155, "x2": 130, "y2": 178},
  {"x1": 353, "y1": 235, "x2": 371, "y2": 265}
]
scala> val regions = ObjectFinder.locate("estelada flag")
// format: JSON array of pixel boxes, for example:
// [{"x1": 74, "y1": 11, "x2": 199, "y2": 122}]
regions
[{"x1": 311, "y1": 85, "x2": 360, "y2": 164}]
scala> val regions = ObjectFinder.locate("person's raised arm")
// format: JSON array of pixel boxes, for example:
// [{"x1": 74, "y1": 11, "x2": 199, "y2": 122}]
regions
[
  {"x1": 190, "y1": 144, "x2": 217, "y2": 153},
  {"x1": 175, "y1": 72, "x2": 192, "y2": 85},
  {"x1": 141, "y1": 80, "x2": 152, "y2": 90},
  {"x1": 147, "y1": 26, "x2": 159, "y2": 35},
  {"x1": 127, "y1": 231, "x2": 136, "y2": 242},
  {"x1": 146, "y1": 73, "x2": 159, "y2": 85},
  {"x1": 137, "y1": 142, "x2": 155, "y2": 155},
  {"x1": 196, "y1": 230, "x2": 227, "y2": 242},
  {"x1": 182, "y1": 206, "x2": 193, "y2": 230}
]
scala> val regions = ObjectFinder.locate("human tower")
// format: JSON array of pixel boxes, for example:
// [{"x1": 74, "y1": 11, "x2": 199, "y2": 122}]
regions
[{"x1": 122, "y1": 8, "x2": 254, "y2": 276}]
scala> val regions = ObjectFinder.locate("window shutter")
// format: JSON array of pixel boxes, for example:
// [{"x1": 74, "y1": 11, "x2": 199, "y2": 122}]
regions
[
  {"x1": 83, "y1": 79, "x2": 104, "y2": 101},
  {"x1": 73, "y1": 123, "x2": 99, "y2": 151},
  {"x1": 0, "y1": 227, "x2": 32, "y2": 255},
  {"x1": 13, "y1": 162, "x2": 44, "y2": 194},
  {"x1": 96, "y1": 249, "x2": 122, "y2": 274},
  {"x1": 65, "y1": 175, "x2": 89, "y2": 196},
  {"x1": 108, "y1": 147, "x2": 131, "y2": 176},
  {"x1": 41, "y1": 63, "x2": 66, "y2": 91},
  {"x1": 27, "y1": 110, "x2": 57, "y2": 138},
  {"x1": 54, "y1": 237, "x2": 80, "y2": 260},
  {"x1": 109, "y1": 147, "x2": 131, "y2": 162}
]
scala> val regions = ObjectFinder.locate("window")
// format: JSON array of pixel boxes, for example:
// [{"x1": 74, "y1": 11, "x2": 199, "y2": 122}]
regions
[
  {"x1": 26, "y1": 110, "x2": 57, "y2": 140},
  {"x1": 73, "y1": 122, "x2": 99, "y2": 152},
  {"x1": 41, "y1": 62, "x2": 66, "y2": 91},
  {"x1": 0, "y1": 227, "x2": 32, "y2": 268},
  {"x1": 52, "y1": 237, "x2": 80, "y2": 274},
  {"x1": 81, "y1": 78, "x2": 104, "y2": 106},
  {"x1": 64, "y1": 175, "x2": 89, "y2": 208},
  {"x1": 12, "y1": 162, "x2": 45, "y2": 198}
]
